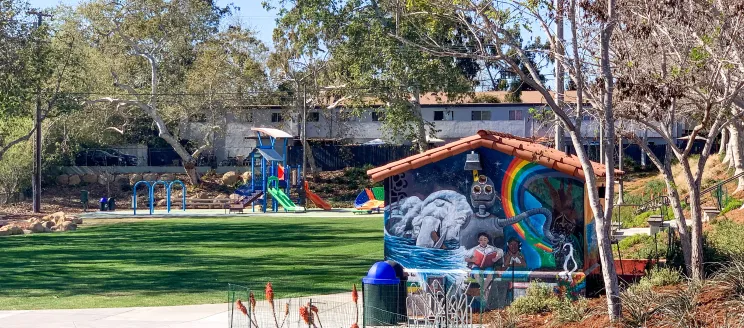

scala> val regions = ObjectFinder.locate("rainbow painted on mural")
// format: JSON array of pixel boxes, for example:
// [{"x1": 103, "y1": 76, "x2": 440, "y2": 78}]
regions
[{"x1": 500, "y1": 158, "x2": 556, "y2": 264}]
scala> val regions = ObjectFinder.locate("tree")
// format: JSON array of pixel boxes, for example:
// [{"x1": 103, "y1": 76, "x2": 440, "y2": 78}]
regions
[
  {"x1": 363, "y1": 0, "x2": 622, "y2": 319},
  {"x1": 266, "y1": 0, "x2": 480, "y2": 153},
  {"x1": 77, "y1": 0, "x2": 236, "y2": 183},
  {"x1": 613, "y1": 0, "x2": 744, "y2": 280}
]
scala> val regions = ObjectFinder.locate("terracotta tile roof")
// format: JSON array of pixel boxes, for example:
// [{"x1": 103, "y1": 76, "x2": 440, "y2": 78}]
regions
[{"x1": 367, "y1": 130, "x2": 623, "y2": 182}]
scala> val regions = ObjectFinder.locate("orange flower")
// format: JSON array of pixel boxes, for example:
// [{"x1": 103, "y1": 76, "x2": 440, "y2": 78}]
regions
[
  {"x1": 266, "y1": 282, "x2": 274, "y2": 305},
  {"x1": 307, "y1": 302, "x2": 319, "y2": 313},
  {"x1": 236, "y1": 299, "x2": 248, "y2": 316},
  {"x1": 351, "y1": 323, "x2": 359, "y2": 328},
  {"x1": 351, "y1": 284, "x2": 358, "y2": 304},
  {"x1": 300, "y1": 306, "x2": 311, "y2": 324},
  {"x1": 249, "y1": 291, "x2": 257, "y2": 310}
]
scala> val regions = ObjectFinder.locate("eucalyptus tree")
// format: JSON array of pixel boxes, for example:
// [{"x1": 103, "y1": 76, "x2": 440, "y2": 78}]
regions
[
  {"x1": 266, "y1": 0, "x2": 480, "y2": 152},
  {"x1": 75, "y1": 0, "x2": 241, "y2": 183},
  {"x1": 614, "y1": 0, "x2": 744, "y2": 280}
]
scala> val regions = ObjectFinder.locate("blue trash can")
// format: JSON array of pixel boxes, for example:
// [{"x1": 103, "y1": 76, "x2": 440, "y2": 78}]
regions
[
  {"x1": 362, "y1": 261, "x2": 401, "y2": 326},
  {"x1": 99, "y1": 197, "x2": 108, "y2": 211}
]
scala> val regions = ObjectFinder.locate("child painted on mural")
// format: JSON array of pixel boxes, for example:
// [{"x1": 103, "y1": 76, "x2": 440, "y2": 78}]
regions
[
  {"x1": 465, "y1": 232, "x2": 505, "y2": 310},
  {"x1": 502, "y1": 237, "x2": 527, "y2": 269}
]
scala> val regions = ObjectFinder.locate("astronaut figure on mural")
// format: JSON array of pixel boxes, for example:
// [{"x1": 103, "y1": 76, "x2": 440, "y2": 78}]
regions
[{"x1": 459, "y1": 175, "x2": 562, "y2": 250}]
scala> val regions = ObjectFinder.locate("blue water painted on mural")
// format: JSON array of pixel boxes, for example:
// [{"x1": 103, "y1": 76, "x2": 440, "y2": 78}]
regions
[{"x1": 385, "y1": 233, "x2": 468, "y2": 270}]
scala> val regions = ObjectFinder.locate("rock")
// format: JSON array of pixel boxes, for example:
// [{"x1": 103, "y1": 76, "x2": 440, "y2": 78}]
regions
[
  {"x1": 157, "y1": 199, "x2": 167, "y2": 206},
  {"x1": 53, "y1": 221, "x2": 77, "y2": 232},
  {"x1": 68, "y1": 175, "x2": 81, "y2": 186},
  {"x1": 115, "y1": 175, "x2": 130, "y2": 186},
  {"x1": 22, "y1": 229, "x2": 32, "y2": 235},
  {"x1": 57, "y1": 174, "x2": 69, "y2": 185},
  {"x1": 130, "y1": 174, "x2": 144, "y2": 185},
  {"x1": 98, "y1": 173, "x2": 115, "y2": 185},
  {"x1": 0, "y1": 229, "x2": 10, "y2": 236},
  {"x1": 42, "y1": 221, "x2": 55, "y2": 229},
  {"x1": 160, "y1": 173, "x2": 175, "y2": 181},
  {"x1": 30, "y1": 222, "x2": 45, "y2": 233},
  {"x1": 222, "y1": 171, "x2": 239, "y2": 185},
  {"x1": 229, "y1": 193, "x2": 241, "y2": 201},
  {"x1": 55, "y1": 217, "x2": 66, "y2": 226},
  {"x1": 7, "y1": 226, "x2": 24, "y2": 235},
  {"x1": 68, "y1": 217, "x2": 83, "y2": 225},
  {"x1": 143, "y1": 173, "x2": 158, "y2": 181},
  {"x1": 241, "y1": 172, "x2": 251, "y2": 182},
  {"x1": 28, "y1": 217, "x2": 40, "y2": 224},
  {"x1": 42, "y1": 212, "x2": 65, "y2": 222},
  {"x1": 82, "y1": 173, "x2": 98, "y2": 184}
]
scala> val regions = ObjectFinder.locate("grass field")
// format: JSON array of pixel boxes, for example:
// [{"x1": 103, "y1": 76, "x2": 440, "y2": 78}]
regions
[{"x1": 0, "y1": 217, "x2": 383, "y2": 310}]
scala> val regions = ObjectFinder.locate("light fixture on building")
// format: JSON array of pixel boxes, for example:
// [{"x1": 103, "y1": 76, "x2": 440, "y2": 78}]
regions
[{"x1": 464, "y1": 151, "x2": 482, "y2": 171}]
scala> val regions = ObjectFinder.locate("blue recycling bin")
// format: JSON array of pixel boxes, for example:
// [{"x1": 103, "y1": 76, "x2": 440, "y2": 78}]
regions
[
  {"x1": 362, "y1": 261, "x2": 401, "y2": 326},
  {"x1": 99, "y1": 197, "x2": 108, "y2": 211}
]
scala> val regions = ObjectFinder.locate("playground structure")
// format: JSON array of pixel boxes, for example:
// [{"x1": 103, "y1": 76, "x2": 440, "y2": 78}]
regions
[
  {"x1": 132, "y1": 180, "x2": 186, "y2": 215},
  {"x1": 354, "y1": 187, "x2": 385, "y2": 214},
  {"x1": 231, "y1": 128, "x2": 330, "y2": 213},
  {"x1": 304, "y1": 181, "x2": 332, "y2": 210}
]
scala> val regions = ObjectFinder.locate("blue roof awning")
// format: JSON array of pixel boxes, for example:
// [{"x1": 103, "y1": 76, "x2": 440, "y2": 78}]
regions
[{"x1": 257, "y1": 148, "x2": 283, "y2": 162}]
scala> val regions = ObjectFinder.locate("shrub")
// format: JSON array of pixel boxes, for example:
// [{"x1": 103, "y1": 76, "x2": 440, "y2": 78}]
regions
[
  {"x1": 721, "y1": 198, "x2": 743, "y2": 215},
  {"x1": 656, "y1": 282, "x2": 701, "y2": 328},
  {"x1": 551, "y1": 297, "x2": 592, "y2": 324},
  {"x1": 711, "y1": 256, "x2": 744, "y2": 300},
  {"x1": 507, "y1": 282, "x2": 560, "y2": 315},
  {"x1": 641, "y1": 266, "x2": 683, "y2": 287},
  {"x1": 620, "y1": 281, "x2": 659, "y2": 327}
]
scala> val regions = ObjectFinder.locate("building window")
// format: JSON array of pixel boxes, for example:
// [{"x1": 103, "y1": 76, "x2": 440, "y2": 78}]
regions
[
  {"x1": 307, "y1": 112, "x2": 320, "y2": 122},
  {"x1": 508, "y1": 110, "x2": 523, "y2": 121},
  {"x1": 434, "y1": 110, "x2": 453, "y2": 121},
  {"x1": 372, "y1": 111, "x2": 385, "y2": 121},
  {"x1": 271, "y1": 112, "x2": 284, "y2": 123},
  {"x1": 471, "y1": 110, "x2": 491, "y2": 121}
]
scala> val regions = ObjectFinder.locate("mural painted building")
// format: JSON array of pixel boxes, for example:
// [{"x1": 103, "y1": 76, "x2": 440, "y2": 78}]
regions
[{"x1": 367, "y1": 130, "x2": 621, "y2": 310}]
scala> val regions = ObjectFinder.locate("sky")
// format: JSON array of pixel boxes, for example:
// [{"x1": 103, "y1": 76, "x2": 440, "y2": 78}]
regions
[{"x1": 26, "y1": 0, "x2": 279, "y2": 46}]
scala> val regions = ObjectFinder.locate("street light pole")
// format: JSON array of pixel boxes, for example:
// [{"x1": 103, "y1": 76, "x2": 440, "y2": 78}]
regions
[{"x1": 29, "y1": 9, "x2": 51, "y2": 214}]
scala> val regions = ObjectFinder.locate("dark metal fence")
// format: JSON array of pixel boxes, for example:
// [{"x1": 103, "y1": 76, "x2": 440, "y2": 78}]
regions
[{"x1": 287, "y1": 145, "x2": 417, "y2": 171}]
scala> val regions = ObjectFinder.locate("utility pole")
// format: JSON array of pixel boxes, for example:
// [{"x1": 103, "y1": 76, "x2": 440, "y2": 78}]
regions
[
  {"x1": 553, "y1": 0, "x2": 565, "y2": 151},
  {"x1": 301, "y1": 83, "x2": 308, "y2": 208},
  {"x1": 29, "y1": 9, "x2": 51, "y2": 214}
]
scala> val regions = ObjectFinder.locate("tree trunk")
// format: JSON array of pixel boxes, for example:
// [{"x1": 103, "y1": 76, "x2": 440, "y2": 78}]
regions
[
  {"x1": 682, "y1": 165, "x2": 704, "y2": 280},
  {"x1": 718, "y1": 127, "x2": 728, "y2": 156},
  {"x1": 723, "y1": 124, "x2": 734, "y2": 166},
  {"x1": 411, "y1": 89, "x2": 429, "y2": 153},
  {"x1": 641, "y1": 130, "x2": 648, "y2": 169},
  {"x1": 729, "y1": 121, "x2": 744, "y2": 192},
  {"x1": 568, "y1": 130, "x2": 621, "y2": 319},
  {"x1": 617, "y1": 135, "x2": 624, "y2": 204}
]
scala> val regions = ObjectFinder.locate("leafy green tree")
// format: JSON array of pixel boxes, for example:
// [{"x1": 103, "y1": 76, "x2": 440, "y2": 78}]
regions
[{"x1": 267, "y1": 0, "x2": 479, "y2": 152}]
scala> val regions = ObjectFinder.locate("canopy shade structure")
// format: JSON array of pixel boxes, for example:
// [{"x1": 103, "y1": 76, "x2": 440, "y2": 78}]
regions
[
  {"x1": 363, "y1": 139, "x2": 387, "y2": 145},
  {"x1": 251, "y1": 128, "x2": 293, "y2": 139},
  {"x1": 256, "y1": 148, "x2": 283, "y2": 162}
]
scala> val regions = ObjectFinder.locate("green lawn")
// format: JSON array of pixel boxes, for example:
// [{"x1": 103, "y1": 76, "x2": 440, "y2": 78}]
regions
[{"x1": 0, "y1": 217, "x2": 383, "y2": 310}]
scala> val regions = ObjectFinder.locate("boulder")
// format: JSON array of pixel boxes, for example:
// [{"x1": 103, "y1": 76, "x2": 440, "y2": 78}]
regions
[
  {"x1": 30, "y1": 222, "x2": 45, "y2": 233},
  {"x1": 42, "y1": 221, "x2": 55, "y2": 229},
  {"x1": 241, "y1": 172, "x2": 252, "y2": 182},
  {"x1": 157, "y1": 199, "x2": 167, "y2": 206},
  {"x1": 222, "y1": 171, "x2": 239, "y2": 186},
  {"x1": 229, "y1": 194, "x2": 241, "y2": 201},
  {"x1": 143, "y1": 173, "x2": 158, "y2": 181},
  {"x1": 129, "y1": 173, "x2": 144, "y2": 185},
  {"x1": 67, "y1": 216, "x2": 83, "y2": 225},
  {"x1": 114, "y1": 175, "x2": 130, "y2": 186},
  {"x1": 7, "y1": 226, "x2": 24, "y2": 235},
  {"x1": 28, "y1": 217, "x2": 40, "y2": 224},
  {"x1": 53, "y1": 221, "x2": 77, "y2": 232},
  {"x1": 22, "y1": 229, "x2": 32, "y2": 235},
  {"x1": 42, "y1": 212, "x2": 65, "y2": 222},
  {"x1": 0, "y1": 229, "x2": 10, "y2": 236},
  {"x1": 82, "y1": 173, "x2": 98, "y2": 184},
  {"x1": 98, "y1": 173, "x2": 115, "y2": 186},
  {"x1": 160, "y1": 173, "x2": 175, "y2": 181},
  {"x1": 68, "y1": 175, "x2": 81, "y2": 186},
  {"x1": 57, "y1": 174, "x2": 69, "y2": 185}
]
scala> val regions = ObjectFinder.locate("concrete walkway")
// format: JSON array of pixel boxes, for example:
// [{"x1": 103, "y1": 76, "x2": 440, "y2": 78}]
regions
[
  {"x1": 0, "y1": 292, "x2": 359, "y2": 328},
  {"x1": 0, "y1": 303, "x2": 228, "y2": 328}
]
